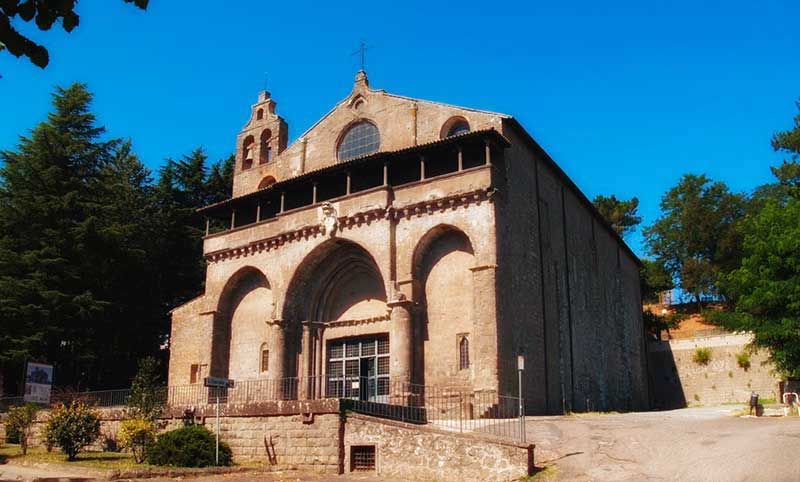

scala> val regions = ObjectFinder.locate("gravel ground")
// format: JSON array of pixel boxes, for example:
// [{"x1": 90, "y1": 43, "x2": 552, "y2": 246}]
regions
[
  {"x1": 4, "y1": 406, "x2": 798, "y2": 482},
  {"x1": 528, "y1": 405, "x2": 800, "y2": 482}
]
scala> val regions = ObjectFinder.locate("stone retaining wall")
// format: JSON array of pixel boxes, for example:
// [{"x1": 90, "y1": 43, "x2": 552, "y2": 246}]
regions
[
  {"x1": 1, "y1": 400, "x2": 534, "y2": 481},
  {"x1": 344, "y1": 413, "x2": 533, "y2": 482},
  {"x1": 648, "y1": 333, "x2": 780, "y2": 409}
]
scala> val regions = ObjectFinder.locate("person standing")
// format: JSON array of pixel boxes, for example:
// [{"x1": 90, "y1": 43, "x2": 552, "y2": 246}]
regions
[{"x1": 749, "y1": 391, "x2": 759, "y2": 416}]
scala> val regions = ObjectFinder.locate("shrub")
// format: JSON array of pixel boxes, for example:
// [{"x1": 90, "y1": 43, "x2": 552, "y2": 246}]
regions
[
  {"x1": 736, "y1": 352, "x2": 751, "y2": 370},
  {"x1": 146, "y1": 425, "x2": 232, "y2": 467},
  {"x1": 118, "y1": 418, "x2": 156, "y2": 463},
  {"x1": 6, "y1": 404, "x2": 39, "y2": 455},
  {"x1": 102, "y1": 431, "x2": 120, "y2": 452},
  {"x1": 128, "y1": 357, "x2": 165, "y2": 422},
  {"x1": 4, "y1": 421, "x2": 21, "y2": 444},
  {"x1": 693, "y1": 347, "x2": 712, "y2": 365},
  {"x1": 43, "y1": 401, "x2": 101, "y2": 461}
]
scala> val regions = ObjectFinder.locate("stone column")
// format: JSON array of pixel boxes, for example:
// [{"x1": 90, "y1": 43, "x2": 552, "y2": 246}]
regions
[
  {"x1": 299, "y1": 322, "x2": 313, "y2": 400},
  {"x1": 315, "y1": 324, "x2": 326, "y2": 398},
  {"x1": 388, "y1": 298, "x2": 414, "y2": 385},
  {"x1": 267, "y1": 320, "x2": 287, "y2": 399},
  {"x1": 470, "y1": 265, "x2": 500, "y2": 393}
]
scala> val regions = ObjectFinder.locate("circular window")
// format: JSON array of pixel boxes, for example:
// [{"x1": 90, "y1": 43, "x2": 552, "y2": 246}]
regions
[{"x1": 338, "y1": 121, "x2": 380, "y2": 161}]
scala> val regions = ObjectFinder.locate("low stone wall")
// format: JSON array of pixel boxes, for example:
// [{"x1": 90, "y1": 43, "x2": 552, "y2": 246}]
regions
[
  {"x1": 648, "y1": 333, "x2": 780, "y2": 409},
  {"x1": 344, "y1": 413, "x2": 533, "y2": 482},
  {"x1": 1, "y1": 399, "x2": 534, "y2": 481}
]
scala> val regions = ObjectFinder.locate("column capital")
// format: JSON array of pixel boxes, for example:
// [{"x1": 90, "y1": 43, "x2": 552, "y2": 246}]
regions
[
  {"x1": 469, "y1": 263, "x2": 498, "y2": 273},
  {"x1": 387, "y1": 298, "x2": 414, "y2": 309},
  {"x1": 265, "y1": 318, "x2": 291, "y2": 329}
]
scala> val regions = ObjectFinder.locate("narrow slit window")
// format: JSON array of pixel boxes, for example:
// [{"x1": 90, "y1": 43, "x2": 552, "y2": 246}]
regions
[
  {"x1": 261, "y1": 348, "x2": 270, "y2": 373},
  {"x1": 459, "y1": 336, "x2": 470, "y2": 370}
]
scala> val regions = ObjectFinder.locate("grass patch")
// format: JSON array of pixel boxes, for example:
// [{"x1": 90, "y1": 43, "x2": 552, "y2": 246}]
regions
[
  {"x1": 519, "y1": 465, "x2": 558, "y2": 481},
  {"x1": 0, "y1": 444, "x2": 150, "y2": 470},
  {"x1": 693, "y1": 347, "x2": 712, "y2": 365},
  {"x1": 736, "y1": 352, "x2": 751, "y2": 370}
]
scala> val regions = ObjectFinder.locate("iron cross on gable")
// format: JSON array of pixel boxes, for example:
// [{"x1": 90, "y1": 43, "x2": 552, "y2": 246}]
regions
[{"x1": 351, "y1": 41, "x2": 371, "y2": 71}]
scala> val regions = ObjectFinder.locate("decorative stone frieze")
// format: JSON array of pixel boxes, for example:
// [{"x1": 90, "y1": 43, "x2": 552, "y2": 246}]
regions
[{"x1": 205, "y1": 187, "x2": 495, "y2": 264}]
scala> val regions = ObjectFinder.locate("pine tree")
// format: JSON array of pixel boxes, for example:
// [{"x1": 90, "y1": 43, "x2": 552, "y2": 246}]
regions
[{"x1": 0, "y1": 84, "x2": 113, "y2": 389}]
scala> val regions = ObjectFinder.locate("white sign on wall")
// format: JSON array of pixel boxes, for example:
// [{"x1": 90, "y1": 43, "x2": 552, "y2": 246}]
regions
[{"x1": 23, "y1": 362, "x2": 53, "y2": 404}]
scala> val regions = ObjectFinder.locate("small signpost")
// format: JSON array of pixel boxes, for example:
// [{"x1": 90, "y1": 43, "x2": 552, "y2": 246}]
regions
[
  {"x1": 517, "y1": 355, "x2": 526, "y2": 443},
  {"x1": 204, "y1": 377, "x2": 234, "y2": 465},
  {"x1": 23, "y1": 362, "x2": 54, "y2": 405}
]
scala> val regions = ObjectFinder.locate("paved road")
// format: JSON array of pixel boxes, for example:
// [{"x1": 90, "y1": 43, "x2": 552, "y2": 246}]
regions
[
  {"x1": 0, "y1": 462, "x2": 97, "y2": 481},
  {"x1": 529, "y1": 406, "x2": 800, "y2": 482}
]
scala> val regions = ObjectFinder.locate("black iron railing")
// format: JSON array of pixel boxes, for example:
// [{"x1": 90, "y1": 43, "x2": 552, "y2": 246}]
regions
[{"x1": 0, "y1": 375, "x2": 526, "y2": 442}]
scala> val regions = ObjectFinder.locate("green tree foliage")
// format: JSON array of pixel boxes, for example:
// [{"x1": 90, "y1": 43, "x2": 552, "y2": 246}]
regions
[
  {"x1": 640, "y1": 258, "x2": 674, "y2": 304},
  {"x1": 643, "y1": 174, "x2": 746, "y2": 303},
  {"x1": 710, "y1": 198, "x2": 800, "y2": 377},
  {"x1": 5, "y1": 403, "x2": 38, "y2": 454},
  {"x1": 0, "y1": 0, "x2": 148, "y2": 68},
  {"x1": 43, "y1": 400, "x2": 100, "y2": 461},
  {"x1": 708, "y1": 103, "x2": 800, "y2": 378},
  {"x1": 592, "y1": 194, "x2": 642, "y2": 238},
  {"x1": 0, "y1": 84, "x2": 233, "y2": 392},
  {"x1": 146, "y1": 425, "x2": 232, "y2": 467},
  {"x1": 127, "y1": 357, "x2": 164, "y2": 422}
]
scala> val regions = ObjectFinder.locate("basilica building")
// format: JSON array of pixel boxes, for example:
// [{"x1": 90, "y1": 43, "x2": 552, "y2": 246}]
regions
[{"x1": 167, "y1": 71, "x2": 649, "y2": 413}]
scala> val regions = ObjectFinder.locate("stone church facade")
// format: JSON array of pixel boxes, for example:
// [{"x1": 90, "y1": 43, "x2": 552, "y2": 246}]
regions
[{"x1": 168, "y1": 71, "x2": 649, "y2": 413}]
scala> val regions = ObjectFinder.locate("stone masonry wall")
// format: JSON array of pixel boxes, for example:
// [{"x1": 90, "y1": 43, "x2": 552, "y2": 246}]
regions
[
  {"x1": 1, "y1": 402, "x2": 342, "y2": 474},
  {"x1": 648, "y1": 333, "x2": 780, "y2": 409},
  {"x1": 343, "y1": 413, "x2": 533, "y2": 482},
  {"x1": 216, "y1": 413, "x2": 340, "y2": 471},
  {"x1": 497, "y1": 119, "x2": 649, "y2": 414},
  {"x1": 2, "y1": 402, "x2": 536, "y2": 482}
]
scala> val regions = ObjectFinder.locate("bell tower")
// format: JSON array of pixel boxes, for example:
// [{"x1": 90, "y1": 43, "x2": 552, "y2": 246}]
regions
[{"x1": 233, "y1": 91, "x2": 289, "y2": 196}]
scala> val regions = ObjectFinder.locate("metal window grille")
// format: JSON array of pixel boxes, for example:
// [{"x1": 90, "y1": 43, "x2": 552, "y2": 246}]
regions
[
  {"x1": 351, "y1": 445, "x2": 376, "y2": 471},
  {"x1": 338, "y1": 121, "x2": 380, "y2": 161},
  {"x1": 459, "y1": 336, "x2": 470, "y2": 370},
  {"x1": 327, "y1": 336, "x2": 390, "y2": 400},
  {"x1": 447, "y1": 121, "x2": 470, "y2": 137}
]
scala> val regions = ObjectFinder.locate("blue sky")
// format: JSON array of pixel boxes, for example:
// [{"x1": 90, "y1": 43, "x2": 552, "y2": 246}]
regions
[{"x1": 1, "y1": 0, "x2": 798, "y2": 256}]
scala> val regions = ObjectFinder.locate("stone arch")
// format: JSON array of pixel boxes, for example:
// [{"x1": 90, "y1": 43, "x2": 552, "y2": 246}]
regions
[
  {"x1": 211, "y1": 266, "x2": 275, "y2": 380},
  {"x1": 412, "y1": 225, "x2": 475, "y2": 388},
  {"x1": 440, "y1": 116, "x2": 470, "y2": 139},
  {"x1": 258, "y1": 175, "x2": 276, "y2": 190},
  {"x1": 242, "y1": 135, "x2": 255, "y2": 170},
  {"x1": 282, "y1": 238, "x2": 387, "y2": 324}
]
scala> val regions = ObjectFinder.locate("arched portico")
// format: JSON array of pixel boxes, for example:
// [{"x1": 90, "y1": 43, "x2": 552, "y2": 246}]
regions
[
  {"x1": 412, "y1": 225, "x2": 476, "y2": 389},
  {"x1": 282, "y1": 239, "x2": 398, "y2": 399},
  {"x1": 211, "y1": 267, "x2": 277, "y2": 380}
]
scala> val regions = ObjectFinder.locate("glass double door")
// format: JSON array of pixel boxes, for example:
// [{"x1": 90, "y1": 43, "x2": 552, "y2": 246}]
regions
[{"x1": 327, "y1": 335, "x2": 390, "y2": 401}]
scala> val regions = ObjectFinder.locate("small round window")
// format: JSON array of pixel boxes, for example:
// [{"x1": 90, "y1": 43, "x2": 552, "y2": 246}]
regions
[{"x1": 338, "y1": 121, "x2": 380, "y2": 161}]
